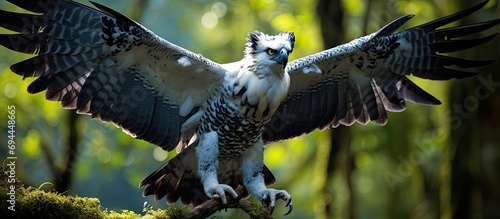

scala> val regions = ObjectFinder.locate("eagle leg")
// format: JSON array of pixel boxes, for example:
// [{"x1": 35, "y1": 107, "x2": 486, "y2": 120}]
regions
[
  {"x1": 196, "y1": 131, "x2": 238, "y2": 204},
  {"x1": 241, "y1": 138, "x2": 293, "y2": 215}
]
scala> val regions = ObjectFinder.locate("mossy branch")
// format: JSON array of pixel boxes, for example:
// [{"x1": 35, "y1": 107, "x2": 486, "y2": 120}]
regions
[
  {"x1": 188, "y1": 185, "x2": 273, "y2": 219},
  {"x1": 0, "y1": 166, "x2": 272, "y2": 218}
]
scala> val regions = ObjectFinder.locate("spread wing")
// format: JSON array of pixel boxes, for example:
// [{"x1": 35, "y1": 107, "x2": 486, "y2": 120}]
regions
[
  {"x1": 0, "y1": 0, "x2": 227, "y2": 151},
  {"x1": 263, "y1": 1, "x2": 499, "y2": 143}
]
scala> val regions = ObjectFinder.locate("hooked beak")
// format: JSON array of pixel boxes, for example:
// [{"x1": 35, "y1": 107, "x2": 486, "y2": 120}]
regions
[{"x1": 271, "y1": 49, "x2": 289, "y2": 69}]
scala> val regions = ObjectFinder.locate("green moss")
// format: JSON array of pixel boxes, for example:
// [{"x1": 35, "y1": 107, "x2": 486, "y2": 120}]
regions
[
  {"x1": 106, "y1": 209, "x2": 142, "y2": 219},
  {"x1": 104, "y1": 206, "x2": 188, "y2": 219},
  {"x1": 0, "y1": 166, "x2": 188, "y2": 219}
]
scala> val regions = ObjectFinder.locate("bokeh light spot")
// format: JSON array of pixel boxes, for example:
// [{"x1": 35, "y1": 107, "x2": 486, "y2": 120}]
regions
[
  {"x1": 201, "y1": 12, "x2": 218, "y2": 29},
  {"x1": 97, "y1": 148, "x2": 111, "y2": 163},
  {"x1": 211, "y1": 2, "x2": 227, "y2": 18},
  {"x1": 4, "y1": 83, "x2": 17, "y2": 99},
  {"x1": 153, "y1": 147, "x2": 168, "y2": 161}
]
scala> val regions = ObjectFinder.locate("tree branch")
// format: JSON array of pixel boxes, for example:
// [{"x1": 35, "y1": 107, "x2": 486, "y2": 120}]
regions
[{"x1": 187, "y1": 185, "x2": 273, "y2": 219}]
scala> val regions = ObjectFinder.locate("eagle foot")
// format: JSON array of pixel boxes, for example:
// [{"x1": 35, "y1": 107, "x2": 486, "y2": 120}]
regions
[
  {"x1": 206, "y1": 183, "x2": 238, "y2": 205},
  {"x1": 260, "y1": 189, "x2": 293, "y2": 216}
]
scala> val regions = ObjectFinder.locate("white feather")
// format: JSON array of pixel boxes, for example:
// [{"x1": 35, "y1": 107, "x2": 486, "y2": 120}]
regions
[
  {"x1": 179, "y1": 96, "x2": 195, "y2": 117},
  {"x1": 301, "y1": 64, "x2": 322, "y2": 74},
  {"x1": 177, "y1": 56, "x2": 192, "y2": 67}
]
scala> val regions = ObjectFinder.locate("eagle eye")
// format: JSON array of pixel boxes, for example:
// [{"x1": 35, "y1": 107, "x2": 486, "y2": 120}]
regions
[{"x1": 267, "y1": 48, "x2": 276, "y2": 55}]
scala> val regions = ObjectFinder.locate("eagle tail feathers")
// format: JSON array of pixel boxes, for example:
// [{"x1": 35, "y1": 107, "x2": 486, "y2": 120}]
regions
[{"x1": 140, "y1": 144, "x2": 276, "y2": 206}]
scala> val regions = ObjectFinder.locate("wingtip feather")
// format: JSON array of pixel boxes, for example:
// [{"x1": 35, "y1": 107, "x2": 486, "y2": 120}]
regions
[
  {"x1": 374, "y1": 14, "x2": 414, "y2": 37},
  {"x1": 430, "y1": 33, "x2": 499, "y2": 53}
]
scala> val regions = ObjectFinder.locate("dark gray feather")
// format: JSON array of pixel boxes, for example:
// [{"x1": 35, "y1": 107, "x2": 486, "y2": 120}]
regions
[{"x1": 265, "y1": 0, "x2": 498, "y2": 143}]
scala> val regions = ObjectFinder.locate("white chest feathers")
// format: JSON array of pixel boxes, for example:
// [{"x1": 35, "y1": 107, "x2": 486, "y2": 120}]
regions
[{"x1": 230, "y1": 69, "x2": 290, "y2": 120}]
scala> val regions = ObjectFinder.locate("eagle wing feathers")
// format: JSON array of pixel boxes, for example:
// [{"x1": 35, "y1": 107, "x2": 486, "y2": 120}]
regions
[
  {"x1": 263, "y1": 1, "x2": 499, "y2": 143},
  {"x1": 0, "y1": 0, "x2": 227, "y2": 151}
]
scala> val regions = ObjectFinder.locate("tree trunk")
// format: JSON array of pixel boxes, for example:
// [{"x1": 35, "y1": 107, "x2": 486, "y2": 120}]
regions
[
  {"x1": 316, "y1": 0, "x2": 352, "y2": 218},
  {"x1": 447, "y1": 1, "x2": 500, "y2": 218}
]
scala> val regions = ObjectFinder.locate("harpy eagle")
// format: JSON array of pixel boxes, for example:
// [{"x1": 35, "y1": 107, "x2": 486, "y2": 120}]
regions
[{"x1": 1, "y1": 0, "x2": 499, "y2": 215}]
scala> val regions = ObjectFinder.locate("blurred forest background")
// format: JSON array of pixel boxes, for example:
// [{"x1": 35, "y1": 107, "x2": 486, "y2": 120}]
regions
[{"x1": 1, "y1": 0, "x2": 499, "y2": 218}]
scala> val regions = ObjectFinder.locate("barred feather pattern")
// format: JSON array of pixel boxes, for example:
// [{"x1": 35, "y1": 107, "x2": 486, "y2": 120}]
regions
[
  {"x1": 0, "y1": 0, "x2": 231, "y2": 150},
  {"x1": 264, "y1": 1, "x2": 499, "y2": 143}
]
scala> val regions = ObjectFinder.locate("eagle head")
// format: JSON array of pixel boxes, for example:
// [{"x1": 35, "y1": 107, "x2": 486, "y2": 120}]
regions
[{"x1": 244, "y1": 31, "x2": 295, "y2": 71}]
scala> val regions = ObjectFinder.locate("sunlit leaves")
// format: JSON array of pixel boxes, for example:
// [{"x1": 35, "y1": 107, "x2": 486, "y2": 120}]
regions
[
  {"x1": 271, "y1": 13, "x2": 297, "y2": 30},
  {"x1": 22, "y1": 130, "x2": 41, "y2": 157},
  {"x1": 342, "y1": 0, "x2": 365, "y2": 16}
]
